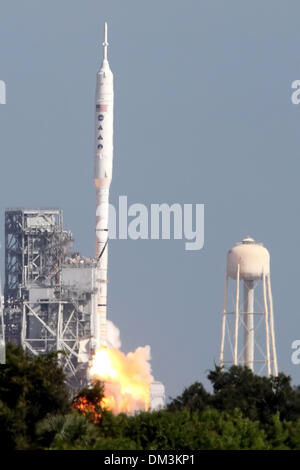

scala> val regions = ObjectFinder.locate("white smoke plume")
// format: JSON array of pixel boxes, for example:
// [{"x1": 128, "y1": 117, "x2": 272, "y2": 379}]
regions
[{"x1": 106, "y1": 319, "x2": 122, "y2": 349}]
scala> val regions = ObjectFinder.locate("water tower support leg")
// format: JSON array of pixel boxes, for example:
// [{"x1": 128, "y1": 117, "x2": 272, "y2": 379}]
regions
[
  {"x1": 244, "y1": 279, "x2": 254, "y2": 371},
  {"x1": 267, "y1": 274, "x2": 278, "y2": 376},
  {"x1": 220, "y1": 274, "x2": 228, "y2": 367},
  {"x1": 262, "y1": 272, "x2": 271, "y2": 376},
  {"x1": 234, "y1": 265, "x2": 240, "y2": 365}
]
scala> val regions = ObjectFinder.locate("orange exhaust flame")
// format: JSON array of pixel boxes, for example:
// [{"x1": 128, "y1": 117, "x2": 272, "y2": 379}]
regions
[
  {"x1": 89, "y1": 346, "x2": 153, "y2": 414},
  {"x1": 73, "y1": 395, "x2": 102, "y2": 423}
]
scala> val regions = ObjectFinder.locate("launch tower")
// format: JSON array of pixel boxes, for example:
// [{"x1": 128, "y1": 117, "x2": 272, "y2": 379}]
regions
[{"x1": 4, "y1": 208, "x2": 96, "y2": 388}]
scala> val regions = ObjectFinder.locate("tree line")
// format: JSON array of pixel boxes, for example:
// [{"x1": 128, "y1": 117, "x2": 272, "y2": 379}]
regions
[{"x1": 2, "y1": 343, "x2": 300, "y2": 450}]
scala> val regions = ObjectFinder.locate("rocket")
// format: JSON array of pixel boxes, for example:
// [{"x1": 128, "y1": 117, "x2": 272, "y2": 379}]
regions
[{"x1": 94, "y1": 22, "x2": 114, "y2": 349}]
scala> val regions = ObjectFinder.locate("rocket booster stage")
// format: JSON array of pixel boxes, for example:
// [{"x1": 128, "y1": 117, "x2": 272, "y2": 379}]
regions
[{"x1": 94, "y1": 23, "x2": 114, "y2": 349}]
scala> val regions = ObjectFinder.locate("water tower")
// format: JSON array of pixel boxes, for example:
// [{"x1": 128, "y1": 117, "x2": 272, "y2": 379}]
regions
[{"x1": 219, "y1": 237, "x2": 278, "y2": 376}]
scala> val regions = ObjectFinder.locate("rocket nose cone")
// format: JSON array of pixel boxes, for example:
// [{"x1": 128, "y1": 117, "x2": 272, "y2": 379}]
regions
[{"x1": 98, "y1": 59, "x2": 113, "y2": 75}]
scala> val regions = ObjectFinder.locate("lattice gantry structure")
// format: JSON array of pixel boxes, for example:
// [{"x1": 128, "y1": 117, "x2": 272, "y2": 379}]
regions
[
  {"x1": 219, "y1": 237, "x2": 278, "y2": 377},
  {"x1": 5, "y1": 209, "x2": 67, "y2": 299},
  {"x1": 4, "y1": 209, "x2": 98, "y2": 389}
]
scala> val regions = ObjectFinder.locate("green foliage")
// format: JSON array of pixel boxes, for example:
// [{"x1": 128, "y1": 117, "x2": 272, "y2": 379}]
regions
[
  {"x1": 2, "y1": 347, "x2": 300, "y2": 450},
  {"x1": 193, "y1": 408, "x2": 267, "y2": 450},
  {"x1": 37, "y1": 412, "x2": 99, "y2": 449},
  {"x1": 119, "y1": 410, "x2": 188, "y2": 450},
  {"x1": 0, "y1": 343, "x2": 69, "y2": 449},
  {"x1": 37, "y1": 411, "x2": 139, "y2": 450},
  {"x1": 35, "y1": 414, "x2": 66, "y2": 448},
  {"x1": 40, "y1": 408, "x2": 269, "y2": 450},
  {"x1": 0, "y1": 399, "x2": 27, "y2": 449},
  {"x1": 208, "y1": 365, "x2": 300, "y2": 424},
  {"x1": 98, "y1": 409, "x2": 130, "y2": 438},
  {"x1": 167, "y1": 382, "x2": 210, "y2": 413},
  {"x1": 94, "y1": 408, "x2": 266, "y2": 450},
  {"x1": 262, "y1": 413, "x2": 290, "y2": 450},
  {"x1": 285, "y1": 418, "x2": 300, "y2": 450}
]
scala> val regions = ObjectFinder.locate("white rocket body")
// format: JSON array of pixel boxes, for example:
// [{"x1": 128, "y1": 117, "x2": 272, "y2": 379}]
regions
[{"x1": 94, "y1": 23, "x2": 114, "y2": 349}]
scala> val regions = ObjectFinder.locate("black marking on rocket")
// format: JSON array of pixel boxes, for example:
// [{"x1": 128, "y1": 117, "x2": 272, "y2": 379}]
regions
[{"x1": 98, "y1": 239, "x2": 108, "y2": 260}]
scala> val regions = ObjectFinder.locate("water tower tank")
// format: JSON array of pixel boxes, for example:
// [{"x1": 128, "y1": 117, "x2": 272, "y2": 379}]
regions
[{"x1": 227, "y1": 236, "x2": 270, "y2": 281}]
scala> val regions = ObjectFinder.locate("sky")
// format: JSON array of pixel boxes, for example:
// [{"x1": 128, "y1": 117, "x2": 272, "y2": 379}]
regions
[{"x1": 1, "y1": 0, "x2": 300, "y2": 399}]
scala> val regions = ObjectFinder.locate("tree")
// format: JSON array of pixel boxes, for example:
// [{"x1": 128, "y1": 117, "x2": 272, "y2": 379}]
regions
[
  {"x1": 167, "y1": 382, "x2": 211, "y2": 413},
  {"x1": 36, "y1": 412, "x2": 99, "y2": 449},
  {"x1": 98, "y1": 408, "x2": 268, "y2": 450},
  {"x1": 208, "y1": 365, "x2": 300, "y2": 424},
  {"x1": 192, "y1": 408, "x2": 267, "y2": 450},
  {"x1": 72, "y1": 380, "x2": 105, "y2": 423},
  {"x1": 0, "y1": 343, "x2": 69, "y2": 449}
]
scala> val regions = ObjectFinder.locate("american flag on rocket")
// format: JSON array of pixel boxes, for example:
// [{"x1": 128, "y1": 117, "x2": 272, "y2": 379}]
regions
[{"x1": 96, "y1": 104, "x2": 107, "y2": 112}]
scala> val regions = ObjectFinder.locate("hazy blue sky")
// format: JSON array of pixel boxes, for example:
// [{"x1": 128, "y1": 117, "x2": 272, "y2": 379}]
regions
[{"x1": 1, "y1": 0, "x2": 300, "y2": 398}]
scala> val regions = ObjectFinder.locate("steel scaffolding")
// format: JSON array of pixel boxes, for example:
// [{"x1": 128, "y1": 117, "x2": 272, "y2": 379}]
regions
[{"x1": 4, "y1": 208, "x2": 95, "y2": 389}]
